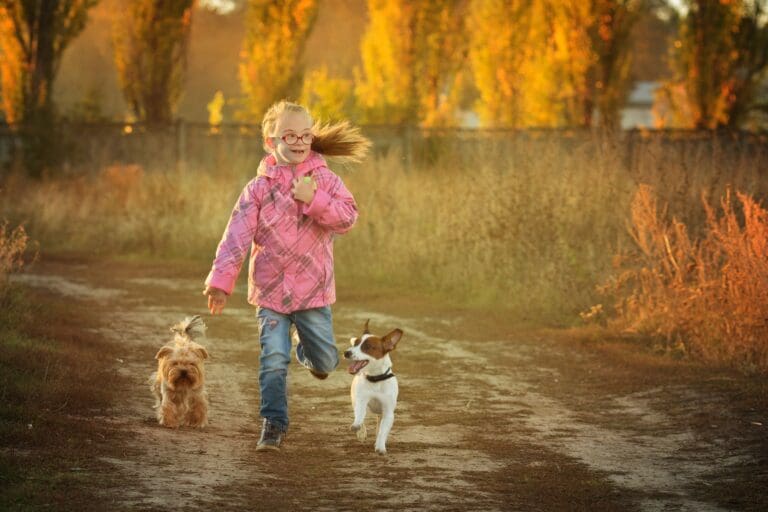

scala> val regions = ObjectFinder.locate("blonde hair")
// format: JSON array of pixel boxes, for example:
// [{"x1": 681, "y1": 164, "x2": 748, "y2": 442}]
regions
[{"x1": 261, "y1": 100, "x2": 371, "y2": 163}]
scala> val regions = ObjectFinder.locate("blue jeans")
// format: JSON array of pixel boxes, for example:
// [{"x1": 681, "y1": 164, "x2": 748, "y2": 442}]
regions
[{"x1": 256, "y1": 306, "x2": 339, "y2": 431}]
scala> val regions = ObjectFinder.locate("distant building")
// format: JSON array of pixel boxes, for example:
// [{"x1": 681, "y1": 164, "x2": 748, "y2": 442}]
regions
[{"x1": 620, "y1": 81, "x2": 659, "y2": 129}]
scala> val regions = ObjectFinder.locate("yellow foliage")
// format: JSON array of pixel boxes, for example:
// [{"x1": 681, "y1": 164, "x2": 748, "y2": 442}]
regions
[
  {"x1": 299, "y1": 67, "x2": 355, "y2": 122},
  {"x1": 238, "y1": 0, "x2": 319, "y2": 121},
  {"x1": 355, "y1": 0, "x2": 414, "y2": 124},
  {"x1": 355, "y1": 0, "x2": 467, "y2": 126},
  {"x1": 207, "y1": 90, "x2": 225, "y2": 126},
  {"x1": 468, "y1": 0, "x2": 532, "y2": 127},
  {"x1": 470, "y1": 0, "x2": 640, "y2": 128}
]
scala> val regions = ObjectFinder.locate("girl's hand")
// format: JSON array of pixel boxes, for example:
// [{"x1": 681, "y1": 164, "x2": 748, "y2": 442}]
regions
[
  {"x1": 203, "y1": 286, "x2": 228, "y2": 315},
  {"x1": 292, "y1": 176, "x2": 317, "y2": 204}
]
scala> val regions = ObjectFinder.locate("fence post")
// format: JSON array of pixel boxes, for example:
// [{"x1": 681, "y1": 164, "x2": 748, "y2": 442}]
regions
[
  {"x1": 176, "y1": 119, "x2": 187, "y2": 173},
  {"x1": 402, "y1": 124, "x2": 413, "y2": 171}
]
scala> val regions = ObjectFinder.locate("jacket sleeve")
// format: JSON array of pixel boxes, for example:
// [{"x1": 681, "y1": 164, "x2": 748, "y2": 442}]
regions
[
  {"x1": 204, "y1": 179, "x2": 261, "y2": 295},
  {"x1": 302, "y1": 171, "x2": 358, "y2": 234}
]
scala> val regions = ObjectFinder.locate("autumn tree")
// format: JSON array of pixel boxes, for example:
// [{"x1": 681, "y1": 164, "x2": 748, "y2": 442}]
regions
[
  {"x1": 660, "y1": 0, "x2": 768, "y2": 129},
  {"x1": 355, "y1": 0, "x2": 469, "y2": 126},
  {"x1": 238, "y1": 0, "x2": 318, "y2": 121},
  {"x1": 468, "y1": 0, "x2": 534, "y2": 127},
  {"x1": 299, "y1": 67, "x2": 356, "y2": 122},
  {"x1": 582, "y1": 0, "x2": 646, "y2": 129},
  {"x1": 113, "y1": 0, "x2": 195, "y2": 125},
  {"x1": 0, "y1": 0, "x2": 97, "y2": 124},
  {"x1": 469, "y1": 0, "x2": 644, "y2": 128},
  {"x1": 536, "y1": 0, "x2": 644, "y2": 128}
]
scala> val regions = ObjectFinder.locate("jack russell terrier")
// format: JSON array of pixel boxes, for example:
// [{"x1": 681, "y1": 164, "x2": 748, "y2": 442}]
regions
[{"x1": 344, "y1": 320, "x2": 403, "y2": 455}]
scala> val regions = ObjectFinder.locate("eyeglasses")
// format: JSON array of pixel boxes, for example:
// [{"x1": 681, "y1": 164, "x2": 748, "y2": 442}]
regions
[{"x1": 278, "y1": 133, "x2": 314, "y2": 145}]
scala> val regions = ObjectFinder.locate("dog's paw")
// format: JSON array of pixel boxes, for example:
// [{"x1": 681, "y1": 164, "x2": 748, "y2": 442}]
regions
[
  {"x1": 351, "y1": 423, "x2": 367, "y2": 441},
  {"x1": 159, "y1": 418, "x2": 179, "y2": 429},
  {"x1": 375, "y1": 446, "x2": 387, "y2": 455}
]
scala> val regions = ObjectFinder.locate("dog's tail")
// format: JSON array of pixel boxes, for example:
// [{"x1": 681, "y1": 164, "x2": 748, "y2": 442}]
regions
[{"x1": 171, "y1": 315, "x2": 207, "y2": 340}]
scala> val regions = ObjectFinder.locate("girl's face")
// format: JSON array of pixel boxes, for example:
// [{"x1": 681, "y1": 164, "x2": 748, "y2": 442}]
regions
[{"x1": 269, "y1": 111, "x2": 313, "y2": 165}]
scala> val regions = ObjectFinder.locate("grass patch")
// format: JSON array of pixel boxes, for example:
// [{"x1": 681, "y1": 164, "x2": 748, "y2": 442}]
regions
[{"x1": 5, "y1": 134, "x2": 768, "y2": 326}]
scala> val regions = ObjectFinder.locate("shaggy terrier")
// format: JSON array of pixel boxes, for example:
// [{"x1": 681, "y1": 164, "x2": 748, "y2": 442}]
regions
[{"x1": 150, "y1": 315, "x2": 209, "y2": 428}]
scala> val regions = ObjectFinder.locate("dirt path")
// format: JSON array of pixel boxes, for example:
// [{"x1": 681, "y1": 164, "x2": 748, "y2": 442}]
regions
[{"x1": 14, "y1": 259, "x2": 767, "y2": 511}]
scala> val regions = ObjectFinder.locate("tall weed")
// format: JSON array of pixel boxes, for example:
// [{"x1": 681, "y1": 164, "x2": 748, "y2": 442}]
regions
[
  {"x1": 0, "y1": 221, "x2": 33, "y2": 289},
  {"x1": 600, "y1": 185, "x2": 768, "y2": 373}
]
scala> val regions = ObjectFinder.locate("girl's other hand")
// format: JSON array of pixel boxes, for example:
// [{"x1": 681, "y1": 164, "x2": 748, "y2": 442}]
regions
[
  {"x1": 203, "y1": 286, "x2": 228, "y2": 315},
  {"x1": 292, "y1": 176, "x2": 317, "y2": 204}
]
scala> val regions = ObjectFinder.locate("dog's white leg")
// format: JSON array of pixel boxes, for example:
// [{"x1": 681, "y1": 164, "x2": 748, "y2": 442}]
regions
[
  {"x1": 350, "y1": 398, "x2": 368, "y2": 441},
  {"x1": 374, "y1": 409, "x2": 394, "y2": 455}
]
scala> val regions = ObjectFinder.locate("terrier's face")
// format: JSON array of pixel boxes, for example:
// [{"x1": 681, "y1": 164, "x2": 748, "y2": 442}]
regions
[
  {"x1": 156, "y1": 341, "x2": 208, "y2": 390},
  {"x1": 343, "y1": 320, "x2": 403, "y2": 375}
]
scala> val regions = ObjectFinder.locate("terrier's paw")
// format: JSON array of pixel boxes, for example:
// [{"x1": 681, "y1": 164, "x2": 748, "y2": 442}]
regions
[
  {"x1": 159, "y1": 415, "x2": 179, "y2": 428},
  {"x1": 375, "y1": 445, "x2": 387, "y2": 455},
  {"x1": 351, "y1": 423, "x2": 367, "y2": 441}
]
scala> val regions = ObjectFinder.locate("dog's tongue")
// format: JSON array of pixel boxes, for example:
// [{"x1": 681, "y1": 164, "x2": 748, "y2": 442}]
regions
[{"x1": 348, "y1": 360, "x2": 368, "y2": 375}]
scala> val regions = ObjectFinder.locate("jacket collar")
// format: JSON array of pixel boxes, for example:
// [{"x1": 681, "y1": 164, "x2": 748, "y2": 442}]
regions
[{"x1": 261, "y1": 151, "x2": 326, "y2": 179}]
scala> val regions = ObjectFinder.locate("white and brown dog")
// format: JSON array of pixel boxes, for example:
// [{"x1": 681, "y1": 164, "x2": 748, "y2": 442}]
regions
[
  {"x1": 150, "y1": 315, "x2": 209, "y2": 428},
  {"x1": 344, "y1": 320, "x2": 403, "y2": 455}
]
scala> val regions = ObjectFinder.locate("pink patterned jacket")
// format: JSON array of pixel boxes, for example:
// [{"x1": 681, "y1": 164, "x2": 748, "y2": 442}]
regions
[{"x1": 205, "y1": 152, "x2": 358, "y2": 313}]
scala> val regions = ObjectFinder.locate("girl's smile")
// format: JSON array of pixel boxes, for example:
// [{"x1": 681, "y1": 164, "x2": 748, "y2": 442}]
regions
[{"x1": 271, "y1": 111, "x2": 313, "y2": 165}]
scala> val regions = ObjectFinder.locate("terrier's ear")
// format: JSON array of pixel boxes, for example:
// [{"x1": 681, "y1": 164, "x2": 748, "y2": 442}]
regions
[
  {"x1": 155, "y1": 346, "x2": 174, "y2": 360},
  {"x1": 363, "y1": 319, "x2": 370, "y2": 335},
  {"x1": 194, "y1": 346, "x2": 209, "y2": 360},
  {"x1": 382, "y1": 329, "x2": 403, "y2": 352}
]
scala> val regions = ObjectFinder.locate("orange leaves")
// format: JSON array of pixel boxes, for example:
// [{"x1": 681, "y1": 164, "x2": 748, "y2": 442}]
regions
[
  {"x1": 606, "y1": 184, "x2": 768, "y2": 372},
  {"x1": 0, "y1": 7, "x2": 25, "y2": 123}
]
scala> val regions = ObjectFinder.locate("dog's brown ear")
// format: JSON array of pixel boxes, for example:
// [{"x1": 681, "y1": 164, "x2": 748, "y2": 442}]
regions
[
  {"x1": 155, "y1": 346, "x2": 174, "y2": 360},
  {"x1": 382, "y1": 329, "x2": 403, "y2": 352},
  {"x1": 363, "y1": 319, "x2": 371, "y2": 334},
  {"x1": 194, "y1": 346, "x2": 209, "y2": 360}
]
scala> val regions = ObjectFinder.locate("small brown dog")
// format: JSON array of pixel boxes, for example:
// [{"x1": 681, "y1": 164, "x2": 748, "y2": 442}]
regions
[{"x1": 150, "y1": 315, "x2": 209, "y2": 428}]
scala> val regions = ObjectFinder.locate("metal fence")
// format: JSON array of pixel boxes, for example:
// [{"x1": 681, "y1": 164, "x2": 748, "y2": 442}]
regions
[{"x1": 1, "y1": 121, "x2": 767, "y2": 175}]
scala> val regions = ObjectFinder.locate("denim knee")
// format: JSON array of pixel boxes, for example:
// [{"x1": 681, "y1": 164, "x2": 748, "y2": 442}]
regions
[{"x1": 257, "y1": 308, "x2": 291, "y2": 371}]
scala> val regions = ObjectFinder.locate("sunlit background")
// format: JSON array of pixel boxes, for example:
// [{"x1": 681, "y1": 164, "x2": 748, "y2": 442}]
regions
[{"x1": 1, "y1": 0, "x2": 768, "y2": 372}]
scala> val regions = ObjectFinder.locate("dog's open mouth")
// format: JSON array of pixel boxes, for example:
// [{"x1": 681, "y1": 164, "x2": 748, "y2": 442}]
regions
[{"x1": 348, "y1": 360, "x2": 368, "y2": 375}]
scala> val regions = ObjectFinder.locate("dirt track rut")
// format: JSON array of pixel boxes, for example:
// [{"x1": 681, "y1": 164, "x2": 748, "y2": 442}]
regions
[{"x1": 14, "y1": 260, "x2": 767, "y2": 511}]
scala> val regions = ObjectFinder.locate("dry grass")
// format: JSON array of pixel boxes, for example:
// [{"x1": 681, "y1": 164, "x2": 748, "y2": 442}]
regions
[
  {"x1": 600, "y1": 185, "x2": 768, "y2": 373},
  {"x1": 0, "y1": 220, "x2": 33, "y2": 286},
  {"x1": 336, "y1": 137, "x2": 631, "y2": 323},
  {"x1": 2, "y1": 132, "x2": 768, "y2": 331},
  {"x1": 0, "y1": 163, "x2": 240, "y2": 258}
]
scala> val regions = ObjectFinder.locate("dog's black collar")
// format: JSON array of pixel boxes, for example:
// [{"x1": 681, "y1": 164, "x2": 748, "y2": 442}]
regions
[{"x1": 366, "y1": 368, "x2": 395, "y2": 383}]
